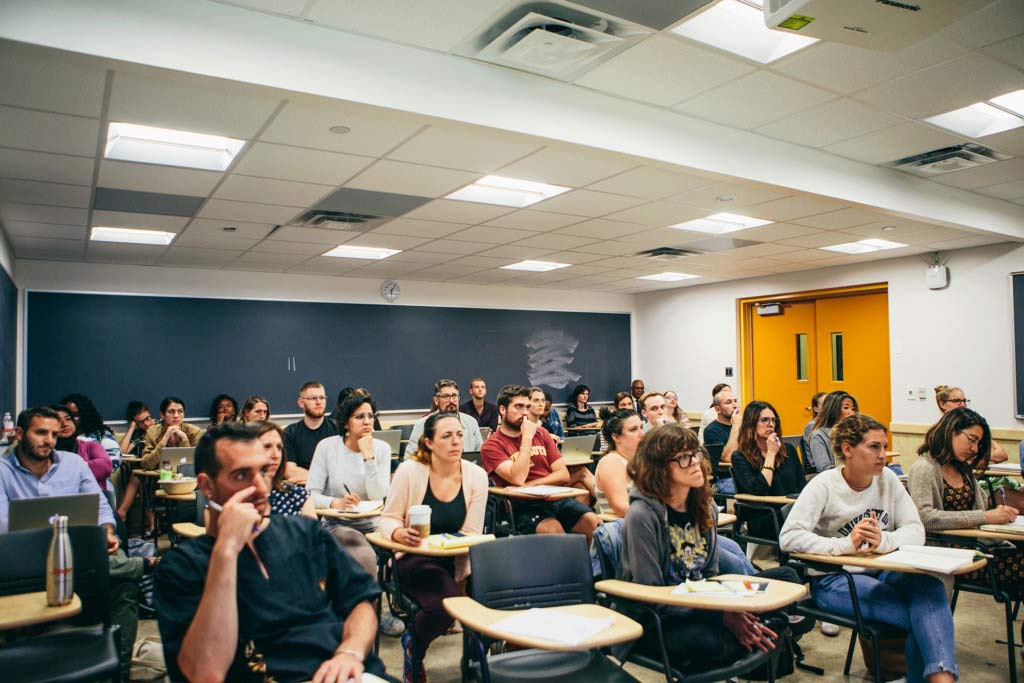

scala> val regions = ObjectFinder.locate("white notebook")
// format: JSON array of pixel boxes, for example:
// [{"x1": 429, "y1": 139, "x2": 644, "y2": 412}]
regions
[
  {"x1": 490, "y1": 608, "x2": 614, "y2": 647},
  {"x1": 509, "y1": 485, "x2": 580, "y2": 497},
  {"x1": 986, "y1": 462, "x2": 1022, "y2": 473},
  {"x1": 884, "y1": 545, "x2": 978, "y2": 574}
]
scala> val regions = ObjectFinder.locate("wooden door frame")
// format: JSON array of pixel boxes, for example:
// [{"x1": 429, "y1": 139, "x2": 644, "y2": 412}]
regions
[{"x1": 737, "y1": 283, "x2": 888, "y2": 405}]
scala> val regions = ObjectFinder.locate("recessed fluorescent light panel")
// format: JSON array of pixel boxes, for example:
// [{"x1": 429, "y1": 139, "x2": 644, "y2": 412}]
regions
[
  {"x1": 820, "y1": 238, "x2": 906, "y2": 255},
  {"x1": 500, "y1": 260, "x2": 571, "y2": 272},
  {"x1": 105, "y1": 122, "x2": 245, "y2": 171},
  {"x1": 990, "y1": 90, "x2": 1024, "y2": 117},
  {"x1": 90, "y1": 226, "x2": 175, "y2": 246},
  {"x1": 322, "y1": 245, "x2": 401, "y2": 260},
  {"x1": 671, "y1": 0, "x2": 818, "y2": 64},
  {"x1": 637, "y1": 272, "x2": 700, "y2": 282},
  {"x1": 445, "y1": 175, "x2": 571, "y2": 208},
  {"x1": 671, "y1": 212, "x2": 773, "y2": 235},
  {"x1": 925, "y1": 102, "x2": 1024, "y2": 138}
]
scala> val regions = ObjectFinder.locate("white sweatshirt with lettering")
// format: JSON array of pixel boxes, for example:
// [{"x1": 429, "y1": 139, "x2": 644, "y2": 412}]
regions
[{"x1": 780, "y1": 467, "x2": 924, "y2": 568}]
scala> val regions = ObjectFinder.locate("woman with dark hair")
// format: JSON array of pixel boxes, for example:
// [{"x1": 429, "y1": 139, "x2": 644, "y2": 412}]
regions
[
  {"x1": 618, "y1": 423, "x2": 800, "y2": 673},
  {"x1": 781, "y1": 414, "x2": 957, "y2": 683},
  {"x1": 565, "y1": 384, "x2": 598, "y2": 435},
  {"x1": 595, "y1": 409, "x2": 643, "y2": 517},
  {"x1": 255, "y1": 421, "x2": 316, "y2": 519},
  {"x1": 237, "y1": 395, "x2": 270, "y2": 423},
  {"x1": 730, "y1": 401, "x2": 805, "y2": 542},
  {"x1": 379, "y1": 412, "x2": 489, "y2": 683},
  {"x1": 800, "y1": 391, "x2": 827, "y2": 462},
  {"x1": 336, "y1": 387, "x2": 383, "y2": 430},
  {"x1": 207, "y1": 394, "x2": 238, "y2": 425},
  {"x1": 61, "y1": 392, "x2": 122, "y2": 470},
  {"x1": 807, "y1": 391, "x2": 859, "y2": 473},
  {"x1": 613, "y1": 391, "x2": 634, "y2": 412},
  {"x1": 52, "y1": 404, "x2": 113, "y2": 491}
]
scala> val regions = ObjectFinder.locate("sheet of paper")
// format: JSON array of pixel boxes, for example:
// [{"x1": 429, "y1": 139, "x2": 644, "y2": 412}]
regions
[
  {"x1": 673, "y1": 579, "x2": 742, "y2": 598},
  {"x1": 490, "y1": 608, "x2": 614, "y2": 646},
  {"x1": 981, "y1": 523, "x2": 1024, "y2": 535},
  {"x1": 509, "y1": 485, "x2": 579, "y2": 496},
  {"x1": 426, "y1": 533, "x2": 496, "y2": 548},
  {"x1": 884, "y1": 546, "x2": 975, "y2": 574},
  {"x1": 986, "y1": 462, "x2": 1022, "y2": 473}
]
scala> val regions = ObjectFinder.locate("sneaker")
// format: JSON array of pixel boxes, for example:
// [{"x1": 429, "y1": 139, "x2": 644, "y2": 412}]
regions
[
  {"x1": 819, "y1": 621, "x2": 840, "y2": 637},
  {"x1": 381, "y1": 612, "x2": 406, "y2": 637}
]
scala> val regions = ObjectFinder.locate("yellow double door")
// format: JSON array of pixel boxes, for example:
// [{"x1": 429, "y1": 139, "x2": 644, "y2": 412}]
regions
[{"x1": 749, "y1": 292, "x2": 891, "y2": 438}]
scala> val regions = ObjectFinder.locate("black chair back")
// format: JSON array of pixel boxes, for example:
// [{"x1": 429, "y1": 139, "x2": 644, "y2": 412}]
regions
[
  {"x1": 0, "y1": 525, "x2": 111, "y2": 626},
  {"x1": 705, "y1": 442, "x2": 726, "y2": 470},
  {"x1": 470, "y1": 535, "x2": 593, "y2": 610}
]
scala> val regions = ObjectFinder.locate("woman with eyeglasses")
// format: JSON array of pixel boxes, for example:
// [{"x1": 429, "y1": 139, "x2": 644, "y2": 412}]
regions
[
  {"x1": 781, "y1": 414, "x2": 957, "y2": 683},
  {"x1": 807, "y1": 391, "x2": 859, "y2": 473},
  {"x1": 935, "y1": 385, "x2": 1008, "y2": 463},
  {"x1": 731, "y1": 402, "x2": 805, "y2": 518},
  {"x1": 663, "y1": 391, "x2": 690, "y2": 427},
  {"x1": 618, "y1": 424, "x2": 801, "y2": 672}
]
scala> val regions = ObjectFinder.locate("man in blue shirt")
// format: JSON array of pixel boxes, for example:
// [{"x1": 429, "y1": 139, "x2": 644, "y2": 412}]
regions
[{"x1": 1, "y1": 406, "x2": 148, "y2": 682}]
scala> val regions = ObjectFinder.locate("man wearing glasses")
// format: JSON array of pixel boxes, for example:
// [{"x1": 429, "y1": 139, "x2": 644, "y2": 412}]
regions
[
  {"x1": 283, "y1": 381, "x2": 337, "y2": 476},
  {"x1": 406, "y1": 379, "x2": 483, "y2": 458}
]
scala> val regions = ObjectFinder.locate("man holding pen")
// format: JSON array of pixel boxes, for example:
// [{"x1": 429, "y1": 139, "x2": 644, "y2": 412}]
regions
[{"x1": 154, "y1": 423, "x2": 395, "y2": 683}]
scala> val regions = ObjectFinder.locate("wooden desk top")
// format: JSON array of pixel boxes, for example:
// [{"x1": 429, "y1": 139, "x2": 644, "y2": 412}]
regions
[
  {"x1": 442, "y1": 597, "x2": 641, "y2": 652},
  {"x1": 488, "y1": 486, "x2": 584, "y2": 501},
  {"x1": 596, "y1": 575, "x2": 808, "y2": 613},
  {"x1": 718, "y1": 513, "x2": 737, "y2": 527},
  {"x1": 563, "y1": 455, "x2": 594, "y2": 467},
  {"x1": 791, "y1": 552, "x2": 988, "y2": 576},
  {"x1": 934, "y1": 527, "x2": 1024, "y2": 543},
  {"x1": 316, "y1": 507, "x2": 382, "y2": 520},
  {"x1": 155, "y1": 489, "x2": 196, "y2": 502},
  {"x1": 565, "y1": 425, "x2": 600, "y2": 431},
  {"x1": 121, "y1": 456, "x2": 142, "y2": 464},
  {"x1": 0, "y1": 592, "x2": 81, "y2": 630},
  {"x1": 982, "y1": 468, "x2": 1023, "y2": 478},
  {"x1": 734, "y1": 493, "x2": 796, "y2": 506},
  {"x1": 365, "y1": 531, "x2": 484, "y2": 557},
  {"x1": 134, "y1": 470, "x2": 161, "y2": 478},
  {"x1": 171, "y1": 522, "x2": 206, "y2": 539}
]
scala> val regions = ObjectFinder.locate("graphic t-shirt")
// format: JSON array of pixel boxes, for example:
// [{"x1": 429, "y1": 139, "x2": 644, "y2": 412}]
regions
[
  {"x1": 481, "y1": 427, "x2": 562, "y2": 488},
  {"x1": 665, "y1": 506, "x2": 708, "y2": 583}
]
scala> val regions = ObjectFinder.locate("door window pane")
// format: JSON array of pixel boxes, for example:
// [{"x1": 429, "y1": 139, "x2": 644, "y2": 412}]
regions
[
  {"x1": 796, "y1": 333, "x2": 808, "y2": 381},
  {"x1": 831, "y1": 332, "x2": 844, "y2": 382}
]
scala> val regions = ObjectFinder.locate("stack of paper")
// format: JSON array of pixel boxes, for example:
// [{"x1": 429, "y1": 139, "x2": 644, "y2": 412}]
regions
[
  {"x1": 981, "y1": 515, "x2": 1024, "y2": 535},
  {"x1": 884, "y1": 545, "x2": 978, "y2": 573},
  {"x1": 986, "y1": 462, "x2": 1022, "y2": 473},
  {"x1": 673, "y1": 579, "x2": 770, "y2": 597},
  {"x1": 426, "y1": 533, "x2": 496, "y2": 549},
  {"x1": 490, "y1": 608, "x2": 614, "y2": 647},
  {"x1": 509, "y1": 485, "x2": 580, "y2": 496}
]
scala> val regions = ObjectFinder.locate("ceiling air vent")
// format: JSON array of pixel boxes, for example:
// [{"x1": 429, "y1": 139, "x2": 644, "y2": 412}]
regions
[
  {"x1": 636, "y1": 246, "x2": 705, "y2": 260},
  {"x1": 289, "y1": 209, "x2": 386, "y2": 232},
  {"x1": 887, "y1": 143, "x2": 1012, "y2": 177},
  {"x1": 455, "y1": 1, "x2": 652, "y2": 81}
]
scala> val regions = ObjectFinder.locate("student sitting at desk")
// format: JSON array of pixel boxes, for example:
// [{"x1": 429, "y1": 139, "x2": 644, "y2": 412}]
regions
[
  {"x1": 564, "y1": 384, "x2": 599, "y2": 436},
  {"x1": 140, "y1": 396, "x2": 204, "y2": 470},
  {"x1": 237, "y1": 395, "x2": 270, "y2": 424},
  {"x1": 52, "y1": 404, "x2": 112, "y2": 492},
  {"x1": 540, "y1": 390, "x2": 565, "y2": 442},
  {"x1": 807, "y1": 391, "x2": 858, "y2": 473},
  {"x1": 407, "y1": 379, "x2": 483, "y2": 457},
  {"x1": 379, "y1": 412, "x2": 488, "y2": 683},
  {"x1": 62, "y1": 392, "x2": 122, "y2": 471},
  {"x1": 531, "y1": 386, "x2": 595, "y2": 502},
  {"x1": 780, "y1": 414, "x2": 958, "y2": 683},
  {"x1": 256, "y1": 421, "x2": 316, "y2": 519},
  {"x1": 207, "y1": 393, "x2": 238, "y2": 426},
  {"x1": 618, "y1": 423, "x2": 800, "y2": 672}
]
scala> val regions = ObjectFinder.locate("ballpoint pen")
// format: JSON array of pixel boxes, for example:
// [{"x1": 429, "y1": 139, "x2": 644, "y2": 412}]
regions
[{"x1": 206, "y1": 500, "x2": 270, "y2": 580}]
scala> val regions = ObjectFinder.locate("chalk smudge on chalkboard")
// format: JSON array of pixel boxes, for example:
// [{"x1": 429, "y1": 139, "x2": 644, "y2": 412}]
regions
[{"x1": 524, "y1": 328, "x2": 581, "y2": 389}]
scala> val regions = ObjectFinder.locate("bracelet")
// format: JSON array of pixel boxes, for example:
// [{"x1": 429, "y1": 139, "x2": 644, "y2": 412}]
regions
[
  {"x1": 761, "y1": 466, "x2": 773, "y2": 471},
  {"x1": 334, "y1": 648, "x2": 364, "y2": 662}
]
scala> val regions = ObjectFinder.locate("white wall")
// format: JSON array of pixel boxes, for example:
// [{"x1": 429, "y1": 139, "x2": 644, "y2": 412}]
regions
[{"x1": 634, "y1": 242, "x2": 1024, "y2": 430}]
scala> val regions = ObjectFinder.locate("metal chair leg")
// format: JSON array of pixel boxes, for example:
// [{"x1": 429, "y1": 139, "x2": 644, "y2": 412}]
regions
[
  {"x1": 871, "y1": 634, "x2": 882, "y2": 683},
  {"x1": 843, "y1": 629, "x2": 857, "y2": 675},
  {"x1": 1007, "y1": 600, "x2": 1018, "y2": 683}
]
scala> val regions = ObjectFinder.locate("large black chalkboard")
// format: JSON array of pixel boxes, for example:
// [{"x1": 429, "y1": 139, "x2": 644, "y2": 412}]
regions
[
  {"x1": 0, "y1": 264, "x2": 15, "y2": 417},
  {"x1": 26, "y1": 292, "x2": 631, "y2": 420},
  {"x1": 1014, "y1": 273, "x2": 1024, "y2": 418}
]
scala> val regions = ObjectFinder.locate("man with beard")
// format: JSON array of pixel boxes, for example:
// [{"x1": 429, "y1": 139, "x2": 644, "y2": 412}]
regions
[
  {"x1": 406, "y1": 379, "x2": 482, "y2": 458},
  {"x1": 283, "y1": 381, "x2": 337, "y2": 477},
  {"x1": 701, "y1": 387, "x2": 742, "y2": 496},
  {"x1": 482, "y1": 385, "x2": 599, "y2": 542}
]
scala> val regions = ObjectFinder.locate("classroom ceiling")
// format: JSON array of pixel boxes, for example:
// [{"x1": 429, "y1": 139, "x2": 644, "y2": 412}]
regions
[{"x1": 0, "y1": 0, "x2": 1022, "y2": 294}]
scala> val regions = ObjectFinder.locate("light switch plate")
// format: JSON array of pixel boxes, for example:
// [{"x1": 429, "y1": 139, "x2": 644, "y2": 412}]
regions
[
  {"x1": 906, "y1": 385, "x2": 916, "y2": 400},
  {"x1": 917, "y1": 386, "x2": 927, "y2": 400}
]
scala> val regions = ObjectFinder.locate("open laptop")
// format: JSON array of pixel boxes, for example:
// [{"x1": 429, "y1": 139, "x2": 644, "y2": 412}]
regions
[
  {"x1": 373, "y1": 429, "x2": 402, "y2": 456},
  {"x1": 560, "y1": 435, "x2": 596, "y2": 460},
  {"x1": 163, "y1": 446, "x2": 196, "y2": 472},
  {"x1": 9, "y1": 493, "x2": 100, "y2": 531},
  {"x1": 479, "y1": 427, "x2": 492, "y2": 441}
]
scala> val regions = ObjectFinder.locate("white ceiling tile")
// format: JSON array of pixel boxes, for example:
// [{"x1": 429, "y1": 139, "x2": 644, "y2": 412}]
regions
[
  {"x1": 840, "y1": 218, "x2": 940, "y2": 239},
  {"x1": 353, "y1": 260, "x2": 429, "y2": 276},
  {"x1": 531, "y1": 190, "x2": 646, "y2": 217},
  {"x1": 0, "y1": 43, "x2": 106, "y2": 117},
  {"x1": 306, "y1": 0, "x2": 508, "y2": 52},
  {"x1": 215, "y1": 175, "x2": 332, "y2": 206},
  {"x1": 516, "y1": 233, "x2": 598, "y2": 250},
  {"x1": 345, "y1": 160, "x2": 479, "y2": 197},
  {"x1": 721, "y1": 243, "x2": 805, "y2": 258},
  {"x1": 754, "y1": 98, "x2": 904, "y2": 148},
  {"x1": 232, "y1": 251, "x2": 312, "y2": 267},
  {"x1": 9, "y1": 235, "x2": 84, "y2": 257},
  {"x1": 603, "y1": 201, "x2": 706, "y2": 227},
  {"x1": 232, "y1": 142, "x2": 372, "y2": 185},
  {"x1": 185, "y1": 217, "x2": 276, "y2": 240},
  {"x1": 770, "y1": 33, "x2": 971, "y2": 95},
  {"x1": 226, "y1": 261, "x2": 293, "y2": 273},
  {"x1": 929, "y1": 234, "x2": 1013, "y2": 249},
  {"x1": 769, "y1": 247, "x2": 851, "y2": 262},
  {"x1": 340, "y1": 233, "x2": 432, "y2": 250},
  {"x1": 1, "y1": 204, "x2": 88, "y2": 225},
  {"x1": 108, "y1": 71, "x2": 279, "y2": 138},
  {"x1": 675, "y1": 71, "x2": 836, "y2": 130},
  {"x1": 484, "y1": 210, "x2": 587, "y2": 232},
  {"x1": 823, "y1": 122, "x2": 962, "y2": 165},
  {"x1": 414, "y1": 238, "x2": 494, "y2": 255},
  {"x1": 260, "y1": 100, "x2": 425, "y2": 157},
  {"x1": 555, "y1": 218, "x2": 650, "y2": 240},
  {"x1": 942, "y1": 0, "x2": 1024, "y2": 49},
  {"x1": 791, "y1": 207, "x2": 888, "y2": 229},
  {"x1": 91, "y1": 210, "x2": 189, "y2": 232},
  {"x1": 172, "y1": 229, "x2": 260, "y2": 250},
  {"x1": 3, "y1": 221, "x2": 85, "y2": 241},
  {"x1": 854, "y1": 52, "x2": 1024, "y2": 119},
  {"x1": 775, "y1": 233, "x2": 863, "y2": 249},
  {"x1": 248, "y1": 239, "x2": 329, "y2": 255},
  {"x1": 542, "y1": 251, "x2": 614, "y2": 265},
  {"x1": 445, "y1": 225, "x2": 536, "y2": 245},
  {"x1": 476, "y1": 245, "x2": 556, "y2": 261},
  {"x1": 982, "y1": 127, "x2": 1024, "y2": 156},
  {"x1": 668, "y1": 181, "x2": 791, "y2": 211},
  {"x1": 447, "y1": 270, "x2": 524, "y2": 284},
  {"x1": 740, "y1": 195, "x2": 848, "y2": 222},
  {"x1": 198, "y1": 199, "x2": 300, "y2": 224},
  {"x1": 0, "y1": 148, "x2": 94, "y2": 185},
  {"x1": 572, "y1": 240, "x2": 642, "y2": 256},
  {"x1": 411, "y1": 264, "x2": 484, "y2": 280},
  {"x1": 585, "y1": 165, "x2": 717, "y2": 199},
  {"x1": 158, "y1": 247, "x2": 243, "y2": 268},
  {"x1": 727, "y1": 221, "x2": 825, "y2": 242},
  {"x1": 444, "y1": 255, "x2": 512, "y2": 271},
  {"x1": 0, "y1": 106, "x2": 99, "y2": 157},
  {"x1": 401, "y1": 199, "x2": 513, "y2": 224},
  {"x1": 285, "y1": 256, "x2": 366, "y2": 276},
  {"x1": 387, "y1": 124, "x2": 544, "y2": 173},
  {"x1": 574, "y1": 35, "x2": 754, "y2": 107},
  {"x1": 615, "y1": 227, "x2": 702, "y2": 250},
  {"x1": 983, "y1": 34, "x2": 1024, "y2": 70},
  {"x1": 266, "y1": 226, "x2": 351, "y2": 244},
  {"x1": 976, "y1": 179, "x2": 1024, "y2": 199},
  {"x1": 97, "y1": 161, "x2": 222, "y2": 196},
  {"x1": 384, "y1": 251, "x2": 456, "y2": 266},
  {"x1": 496, "y1": 146, "x2": 637, "y2": 187},
  {"x1": 85, "y1": 242, "x2": 165, "y2": 265},
  {"x1": 900, "y1": 226, "x2": 978, "y2": 244},
  {"x1": 932, "y1": 158, "x2": 1024, "y2": 189},
  {"x1": 0, "y1": 179, "x2": 91, "y2": 208},
  {"x1": 371, "y1": 218, "x2": 467, "y2": 239}
]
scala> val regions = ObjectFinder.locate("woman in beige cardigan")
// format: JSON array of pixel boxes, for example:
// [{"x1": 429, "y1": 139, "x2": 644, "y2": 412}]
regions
[{"x1": 379, "y1": 411, "x2": 488, "y2": 683}]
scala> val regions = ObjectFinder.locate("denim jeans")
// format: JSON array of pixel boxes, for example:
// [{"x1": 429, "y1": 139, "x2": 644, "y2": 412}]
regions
[
  {"x1": 718, "y1": 535, "x2": 756, "y2": 575},
  {"x1": 717, "y1": 477, "x2": 736, "y2": 495},
  {"x1": 812, "y1": 571, "x2": 958, "y2": 682}
]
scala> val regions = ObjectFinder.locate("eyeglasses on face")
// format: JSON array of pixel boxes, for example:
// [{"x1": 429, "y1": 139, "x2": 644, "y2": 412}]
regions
[
  {"x1": 956, "y1": 431, "x2": 982, "y2": 447},
  {"x1": 301, "y1": 395, "x2": 327, "y2": 402},
  {"x1": 758, "y1": 416, "x2": 777, "y2": 425},
  {"x1": 945, "y1": 398, "x2": 970, "y2": 406},
  {"x1": 437, "y1": 393, "x2": 459, "y2": 401},
  {"x1": 670, "y1": 451, "x2": 704, "y2": 469}
]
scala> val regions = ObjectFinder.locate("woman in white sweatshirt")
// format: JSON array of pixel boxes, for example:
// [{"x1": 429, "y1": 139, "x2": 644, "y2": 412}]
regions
[{"x1": 780, "y1": 414, "x2": 958, "y2": 683}]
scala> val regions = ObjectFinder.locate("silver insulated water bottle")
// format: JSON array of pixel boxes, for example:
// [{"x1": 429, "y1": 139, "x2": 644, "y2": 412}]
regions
[{"x1": 46, "y1": 515, "x2": 74, "y2": 606}]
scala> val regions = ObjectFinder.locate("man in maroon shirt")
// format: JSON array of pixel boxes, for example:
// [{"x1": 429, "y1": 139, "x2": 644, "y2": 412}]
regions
[{"x1": 481, "y1": 385, "x2": 599, "y2": 541}]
